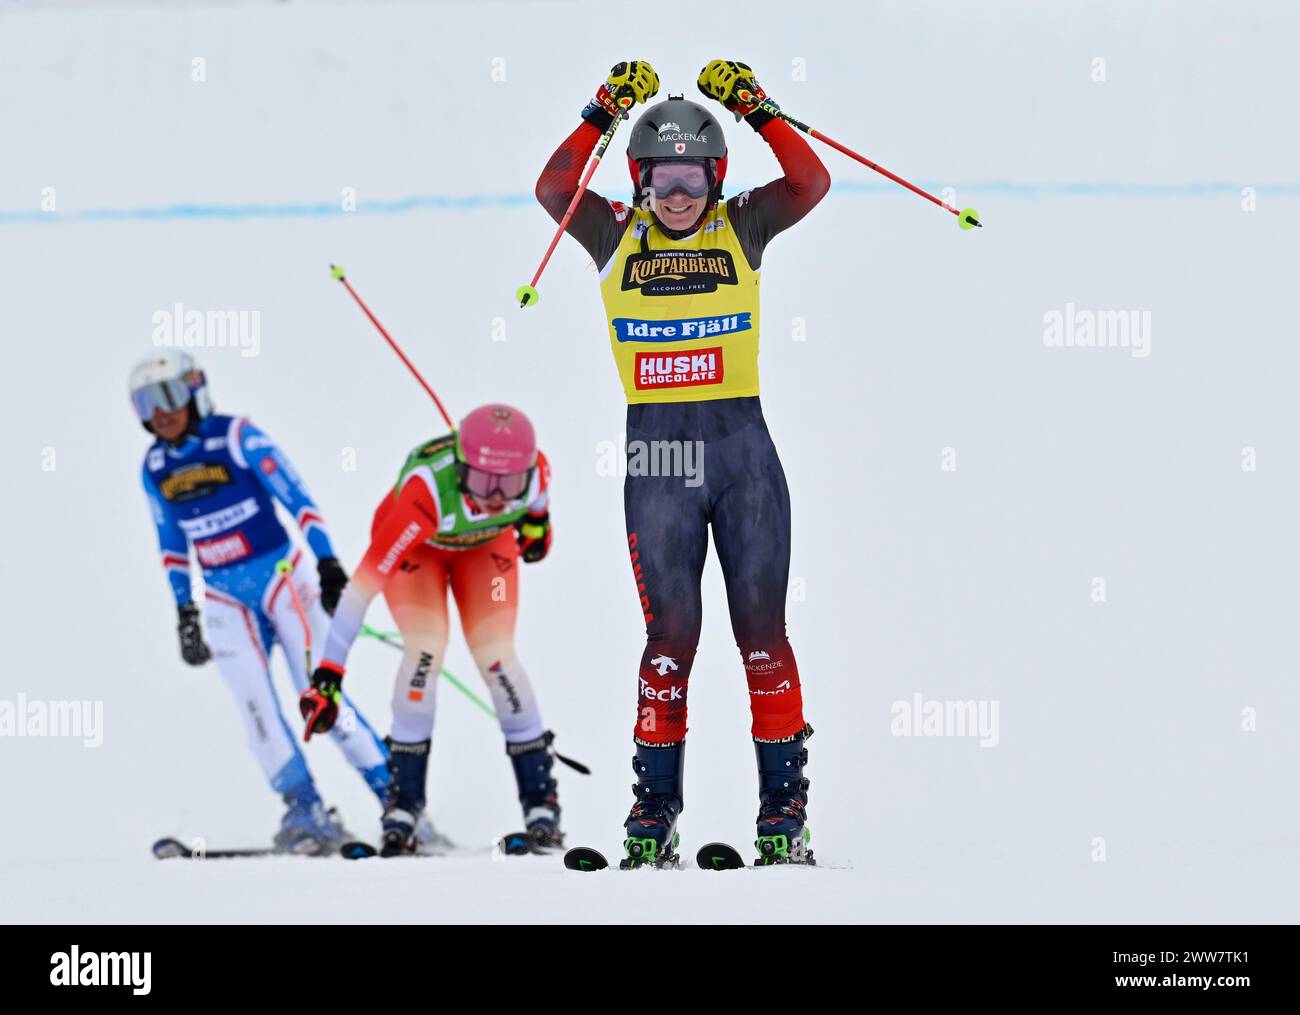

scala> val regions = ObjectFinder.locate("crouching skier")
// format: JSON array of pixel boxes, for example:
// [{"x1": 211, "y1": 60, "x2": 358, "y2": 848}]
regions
[{"x1": 298, "y1": 404, "x2": 580, "y2": 856}]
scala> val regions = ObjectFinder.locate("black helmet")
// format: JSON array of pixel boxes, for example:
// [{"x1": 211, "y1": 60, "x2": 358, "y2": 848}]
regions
[
  {"x1": 626, "y1": 95, "x2": 729, "y2": 221},
  {"x1": 627, "y1": 95, "x2": 727, "y2": 162}
]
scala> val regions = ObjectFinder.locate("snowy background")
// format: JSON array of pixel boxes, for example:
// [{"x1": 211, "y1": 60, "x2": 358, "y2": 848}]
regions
[{"x1": 1, "y1": 0, "x2": 1298, "y2": 922}]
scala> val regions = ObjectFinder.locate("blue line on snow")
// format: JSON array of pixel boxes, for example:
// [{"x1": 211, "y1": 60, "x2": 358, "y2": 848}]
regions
[{"x1": 2, "y1": 180, "x2": 1297, "y2": 225}]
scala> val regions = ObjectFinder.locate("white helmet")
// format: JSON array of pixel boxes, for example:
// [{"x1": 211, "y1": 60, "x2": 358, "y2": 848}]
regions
[{"x1": 128, "y1": 349, "x2": 212, "y2": 430}]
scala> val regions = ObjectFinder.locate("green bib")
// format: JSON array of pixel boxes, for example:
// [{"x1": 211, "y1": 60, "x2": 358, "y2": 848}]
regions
[{"x1": 394, "y1": 435, "x2": 531, "y2": 550}]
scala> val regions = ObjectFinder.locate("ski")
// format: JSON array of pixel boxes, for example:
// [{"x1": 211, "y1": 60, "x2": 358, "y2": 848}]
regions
[
  {"x1": 500, "y1": 831, "x2": 559, "y2": 856},
  {"x1": 695, "y1": 841, "x2": 746, "y2": 871},
  {"x1": 500, "y1": 832, "x2": 533, "y2": 856},
  {"x1": 563, "y1": 839, "x2": 683, "y2": 872},
  {"x1": 340, "y1": 838, "x2": 464, "y2": 860},
  {"x1": 562, "y1": 846, "x2": 609, "y2": 872},
  {"x1": 152, "y1": 836, "x2": 281, "y2": 860},
  {"x1": 339, "y1": 841, "x2": 437, "y2": 860},
  {"x1": 498, "y1": 830, "x2": 565, "y2": 857},
  {"x1": 693, "y1": 830, "x2": 818, "y2": 869},
  {"x1": 339, "y1": 840, "x2": 379, "y2": 860}
]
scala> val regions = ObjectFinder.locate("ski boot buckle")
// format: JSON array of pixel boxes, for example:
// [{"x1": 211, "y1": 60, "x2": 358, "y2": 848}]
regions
[
  {"x1": 620, "y1": 832, "x2": 681, "y2": 870},
  {"x1": 754, "y1": 827, "x2": 815, "y2": 867}
]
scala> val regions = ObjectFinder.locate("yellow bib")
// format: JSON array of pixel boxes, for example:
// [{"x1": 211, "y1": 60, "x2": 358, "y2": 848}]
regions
[{"x1": 598, "y1": 204, "x2": 761, "y2": 404}]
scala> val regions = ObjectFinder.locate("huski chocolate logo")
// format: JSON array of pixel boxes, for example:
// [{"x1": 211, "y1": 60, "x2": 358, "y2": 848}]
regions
[
  {"x1": 635, "y1": 348, "x2": 724, "y2": 391},
  {"x1": 621, "y1": 248, "x2": 738, "y2": 296}
]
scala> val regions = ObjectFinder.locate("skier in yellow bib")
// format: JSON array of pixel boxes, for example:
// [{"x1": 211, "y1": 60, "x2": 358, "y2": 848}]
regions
[
  {"x1": 537, "y1": 59, "x2": 830, "y2": 866},
  {"x1": 599, "y1": 161, "x2": 763, "y2": 402}
]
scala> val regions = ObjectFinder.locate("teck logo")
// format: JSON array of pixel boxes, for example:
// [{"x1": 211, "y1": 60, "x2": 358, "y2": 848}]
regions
[{"x1": 640, "y1": 676, "x2": 683, "y2": 702}]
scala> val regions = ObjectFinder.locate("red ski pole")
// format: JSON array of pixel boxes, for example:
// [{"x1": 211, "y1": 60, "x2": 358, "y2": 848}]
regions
[
  {"x1": 276, "y1": 557, "x2": 312, "y2": 684},
  {"x1": 516, "y1": 103, "x2": 633, "y2": 309},
  {"x1": 739, "y1": 89, "x2": 982, "y2": 230},
  {"x1": 329, "y1": 265, "x2": 457, "y2": 431}
]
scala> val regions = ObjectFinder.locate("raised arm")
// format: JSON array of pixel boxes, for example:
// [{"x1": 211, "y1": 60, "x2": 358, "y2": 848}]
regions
[
  {"x1": 727, "y1": 119, "x2": 831, "y2": 267},
  {"x1": 697, "y1": 60, "x2": 831, "y2": 268},
  {"x1": 535, "y1": 61, "x2": 660, "y2": 268}
]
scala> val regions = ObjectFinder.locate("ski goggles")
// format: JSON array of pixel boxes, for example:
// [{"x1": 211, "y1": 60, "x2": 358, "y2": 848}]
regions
[
  {"x1": 130, "y1": 377, "x2": 194, "y2": 421},
  {"x1": 456, "y1": 463, "x2": 534, "y2": 501},
  {"x1": 645, "y1": 160, "x2": 712, "y2": 199}
]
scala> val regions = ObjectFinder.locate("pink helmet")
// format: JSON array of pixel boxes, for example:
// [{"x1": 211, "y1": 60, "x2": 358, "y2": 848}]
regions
[{"x1": 456, "y1": 404, "x2": 537, "y2": 474}]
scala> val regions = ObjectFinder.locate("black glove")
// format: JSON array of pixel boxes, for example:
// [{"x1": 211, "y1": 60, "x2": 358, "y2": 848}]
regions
[
  {"x1": 177, "y1": 602, "x2": 212, "y2": 666},
  {"x1": 582, "y1": 60, "x2": 660, "y2": 130},
  {"x1": 299, "y1": 666, "x2": 344, "y2": 741},
  {"x1": 515, "y1": 511, "x2": 552, "y2": 564},
  {"x1": 697, "y1": 59, "x2": 780, "y2": 130},
  {"x1": 317, "y1": 557, "x2": 348, "y2": 616}
]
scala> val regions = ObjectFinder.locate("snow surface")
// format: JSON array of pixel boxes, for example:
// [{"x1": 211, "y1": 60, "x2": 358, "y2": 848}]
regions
[{"x1": 1, "y1": 0, "x2": 1298, "y2": 923}]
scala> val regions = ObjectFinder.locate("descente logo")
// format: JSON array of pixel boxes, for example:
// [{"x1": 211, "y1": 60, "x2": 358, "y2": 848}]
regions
[{"x1": 50, "y1": 947, "x2": 151, "y2": 995}]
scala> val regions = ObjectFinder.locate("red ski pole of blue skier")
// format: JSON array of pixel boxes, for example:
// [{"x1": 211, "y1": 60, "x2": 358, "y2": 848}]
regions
[
  {"x1": 329, "y1": 264, "x2": 458, "y2": 431},
  {"x1": 276, "y1": 558, "x2": 312, "y2": 678},
  {"x1": 737, "y1": 88, "x2": 983, "y2": 230}
]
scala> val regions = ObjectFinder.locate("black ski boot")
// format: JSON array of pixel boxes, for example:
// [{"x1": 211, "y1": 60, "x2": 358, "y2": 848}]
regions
[
  {"x1": 381, "y1": 737, "x2": 430, "y2": 857},
  {"x1": 754, "y1": 724, "x2": 814, "y2": 866},
  {"x1": 622, "y1": 739, "x2": 684, "y2": 869},
  {"x1": 507, "y1": 732, "x2": 564, "y2": 852}
]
